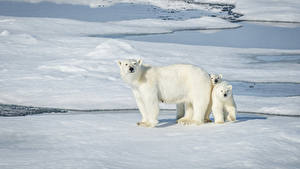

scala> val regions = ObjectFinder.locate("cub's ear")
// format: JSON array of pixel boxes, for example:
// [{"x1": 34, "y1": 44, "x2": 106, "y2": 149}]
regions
[
  {"x1": 219, "y1": 74, "x2": 223, "y2": 78},
  {"x1": 227, "y1": 85, "x2": 232, "y2": 90},
  {"x1": 116, "y1": 60, "x2": 122, "y2": 67},
  {"x1": 137, "y1": 58, "x2": 143, "y2": 65}
]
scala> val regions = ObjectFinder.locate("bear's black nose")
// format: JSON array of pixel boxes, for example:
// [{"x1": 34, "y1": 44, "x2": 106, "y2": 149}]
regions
[
  {"x1": 214, "y1": 79, "x2": 218, "y2": 83},
  {"x1": 129, "y1": 67, "x2": 134, "y2": 72},
  {"x1": 224, "y1": 93, "x2": 227, "y2": 97}
]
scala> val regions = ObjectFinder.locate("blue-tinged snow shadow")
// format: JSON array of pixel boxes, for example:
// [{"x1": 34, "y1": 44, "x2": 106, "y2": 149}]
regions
[
  {"x1": 157, "y1": 113, "x2": 267, "y2": 128},
  {"x1": 157, "y1": 118, "x2": 178, "y2": 128},
  {"x1": 234, "y1": 113, "x2": 267, "y2": 123}
]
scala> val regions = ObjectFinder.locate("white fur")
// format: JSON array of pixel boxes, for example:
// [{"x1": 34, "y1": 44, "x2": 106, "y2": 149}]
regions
[
  {"x1": 211, "y1": 81, "x2": 237, "y2": 124},
  {"x1": 176, "y1": 73, "x2": 223, "y2": 122},
  {"x1": 117, "y1": 59, "x2": 212, "y2": 127}
]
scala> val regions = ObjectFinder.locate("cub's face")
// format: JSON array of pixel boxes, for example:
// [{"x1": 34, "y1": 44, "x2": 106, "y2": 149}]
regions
[
  {"x1": 117, "y1": 59, "x2": 142, "y2": 82},
  {"x1": 210, "y1": 74, "x2": 223, "y2": 85},
  {"x1": 216, "y1": 84, "x2": 232, "y2": 101}
]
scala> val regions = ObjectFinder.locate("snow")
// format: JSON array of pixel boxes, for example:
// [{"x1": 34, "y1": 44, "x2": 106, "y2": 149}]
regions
[
  {"x1": 0, "y1": 0, "x2": 235, "y2": 9},
  {"x1": 0, "y1": 15, "x2": 300, "y2": 115},
  {"x1": 0, "y1": 16, "x2": 240, "y2": 37},
  {"x1": 234, "y1": 0, "x2": 300, "y2": 23},
  {"x1": 3, "y1": 0, "x2": 300, "y2": 23},
  {"x1": 0, "y1": 1, "x2": 299, "y2": 168},
  {"x1": 0, "y1": 111, "x2": 299, "y2": 169}
]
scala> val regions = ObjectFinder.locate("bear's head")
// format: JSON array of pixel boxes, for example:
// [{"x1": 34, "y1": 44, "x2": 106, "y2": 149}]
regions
[
  {"x1": 117, "y1": 59, "x2": 143, "y2": 83},
  {"x1": 210, "y1": 74, "x2": 223, "y2": 85},
  {"x1": 215, "y1": 82, "x2": 233, "y2": 102}
]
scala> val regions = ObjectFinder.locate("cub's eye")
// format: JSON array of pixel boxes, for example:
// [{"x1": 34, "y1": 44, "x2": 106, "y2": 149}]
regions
[
  {"x1": 125, "y1": 64, "x2": 128, "y2": 66},
  {"x1": 221, "y1": 90, "x2": 223, "y2": 92},
  {"x1": 133, "y1": 62, "x2": 137, "y2": 65}
]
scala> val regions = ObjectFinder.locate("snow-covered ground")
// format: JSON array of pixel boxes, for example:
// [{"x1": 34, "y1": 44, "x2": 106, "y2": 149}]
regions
[
  {"x1": 0, "y1": 1, "x2": 300, "y2": 168},
  {"x1": 0, "y1": 16, "x2": 299, "y2": 115},
  {"x1": 0, "y1": 111, "x2": 299, "y2": 169}
]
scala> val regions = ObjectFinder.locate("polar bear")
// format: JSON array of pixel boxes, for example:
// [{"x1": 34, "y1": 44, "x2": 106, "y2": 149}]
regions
[
  {"x1": 176, "y1": 73, "x2": 223, "y2": 122},
  {"x1": 117, "y1": 59, "x2": 211, "y2": 127},
  {"x1": 210, "y1": 74, "x2": 223, "y2": 86},
  {"x1": 211, "y1": 81, "x2": 237, "y2": 124}
]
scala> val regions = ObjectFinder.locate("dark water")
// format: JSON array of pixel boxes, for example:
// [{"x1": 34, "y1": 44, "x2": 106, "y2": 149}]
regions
[{"x1": 0, "y1": 104, "x2": 67, "y2": 117}]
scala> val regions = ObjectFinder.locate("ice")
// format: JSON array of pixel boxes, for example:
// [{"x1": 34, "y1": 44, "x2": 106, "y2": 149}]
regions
[
  {"x1": 0, "y1": 16, "x2": 240, "y2": 38},
  {"x1": 0, "y1": 30, "x2": 10, "y2": 36},
  {"x1": 0, "y1": 1, "x2": 299, "y2": 168},
  {"x1": 0, "y1": 111, "x2": 299, "y2": 169},
  {"x1": 234, "y1": 0, "x2": 300, "y2": 23},
  {"x1": 1, "y1": 0, "x2": 235, "y2": 9},
  {"x1": 0, "y1": 2, "x2": 299, "y2": 115},
  {"x1": 1, "y1": 22, "x2": 300, "y2": 114},
  {"x1": 4, "y1": 0, "x2": 300, "y2": 23}
]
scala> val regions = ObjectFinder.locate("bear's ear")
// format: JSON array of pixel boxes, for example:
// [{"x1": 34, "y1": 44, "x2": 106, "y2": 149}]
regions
[
  {"x1": 227, "y1": 85, "x2": 232, "y2": 90},
  {"x1": 116, "y1": 60, "x2": 122, "y2": 67},
  {"x1": 137, "y1": 58, "x2": 143, "y2": 65},
  {"x1": 219, "y1": 74, "x2": 223, "y2": 78}
]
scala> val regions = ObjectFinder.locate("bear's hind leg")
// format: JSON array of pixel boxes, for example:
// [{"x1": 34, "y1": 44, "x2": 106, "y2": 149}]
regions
[
  {"x1": 142, "y1": 95, "x2": 160, "y2": 127},
  {"x1": 204, "y1": 98, "x2": 212, "y2": 123},
  {"x1": 192, "y1": 99, "x2": 209, "y2": 125},
  {"x1": 177, "y1": 102, "x2": 193, "y2": 125}
]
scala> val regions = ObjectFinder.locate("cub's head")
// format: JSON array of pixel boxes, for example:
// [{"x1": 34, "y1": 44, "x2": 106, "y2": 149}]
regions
[
  {"x1": 215, "y1": 82, "x2": 233, "y2": 101},
  {"x1": 210, "y1": 74, "x2": 223, "y2": 85},
  {"x1": 117, "y1": 59, "x2": 143, "y2": 83}
]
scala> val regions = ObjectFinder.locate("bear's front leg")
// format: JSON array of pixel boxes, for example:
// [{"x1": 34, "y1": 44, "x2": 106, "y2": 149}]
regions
[
  {"x1": 133, "y1": 90, "x2": 148, "y2": 125},
  {"x1": 140, "y1": 88, "x2": 160, "y2": 128},
  {"x1": 191, "y1": 99, "x2": 209, "y2": 125},
  {"x1": 212, "y1": 102, "x2": 225, "y2": 124},
  {"x1": 224, "y1": 104, "x2": 237, "y2": 122}
]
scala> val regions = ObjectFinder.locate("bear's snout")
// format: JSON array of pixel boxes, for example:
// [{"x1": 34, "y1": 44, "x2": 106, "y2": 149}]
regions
[
  {"x1": 224, "y1": 93, "x2": 227, "y2": 97},
  {"x1": 214, "y1": 79, "x2": 218, "y2": 83},
  {"x1": 129, "y1": 67, "x2": 134, "y2": 73}
]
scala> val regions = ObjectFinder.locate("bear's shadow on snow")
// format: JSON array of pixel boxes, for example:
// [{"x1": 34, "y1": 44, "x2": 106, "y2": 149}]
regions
[
  {"x1": 157, "y1": 119, "x2": 178, "y2": 128},
  {"x1": 157, "y1": 114, "x2": 267, "y2": 128},
  {"x1": 233, "y1": 114, "x2": 267, "y2": 123}
]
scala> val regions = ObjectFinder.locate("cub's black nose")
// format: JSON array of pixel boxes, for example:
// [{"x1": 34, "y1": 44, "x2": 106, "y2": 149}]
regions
[
  {"x1": 224, "y1": 93, "x2": 227, "y2": 97},
  {"x1": 129, "y1": 67, "x2": 134, "y2": 72},
  {"x1": 214, "y1": 79, "x2": 218, "y2": 83}
]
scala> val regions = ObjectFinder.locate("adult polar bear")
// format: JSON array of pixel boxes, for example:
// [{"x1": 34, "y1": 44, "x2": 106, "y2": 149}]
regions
[{"x1": 117, "y1": 59, "x2": 211, "y2": 127}]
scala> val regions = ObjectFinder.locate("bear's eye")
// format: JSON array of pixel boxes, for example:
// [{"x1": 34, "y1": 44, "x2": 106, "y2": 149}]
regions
[
  {"x1": 221, "y1": 90, "x2": 223, "y2": 92},
  {"x1": 133, "y1": 62, "x2": 137, "y2": 65},
  {"x1": 125, "y1": 63, "x2": 128, "y2": 66}
]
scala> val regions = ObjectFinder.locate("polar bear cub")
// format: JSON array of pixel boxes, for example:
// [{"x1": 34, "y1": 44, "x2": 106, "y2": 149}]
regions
[
  {"x1": 212, "y1": 81, "x2": 237, "y2": 124},
  {"x1": 210, "y1": 74, "x2": 223, "y2": 85},
  {"x1": 203, "y1": 73, "x2": 223, "y2": 122},
  {"x1": 117, "y1": 59, "x2": 212, "y2": 127}
]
